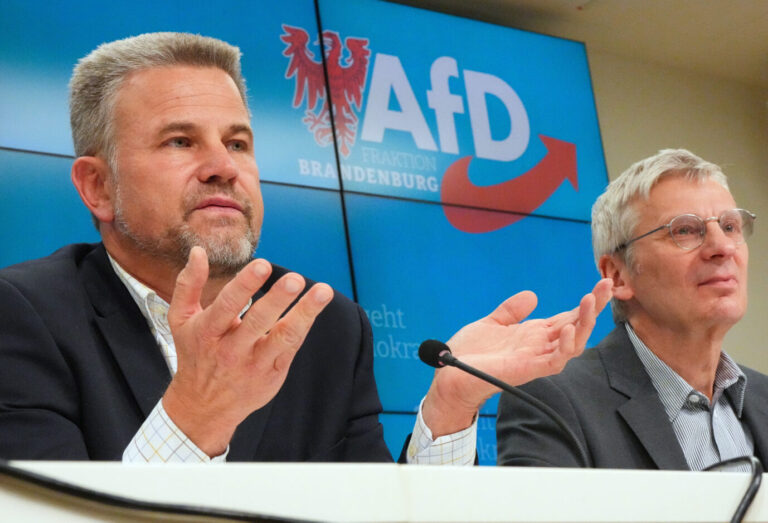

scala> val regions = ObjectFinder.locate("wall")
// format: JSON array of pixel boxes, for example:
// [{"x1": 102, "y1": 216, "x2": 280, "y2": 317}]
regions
[{"x1": 588, "y1": 49, "x2": 768, "y2": 370}]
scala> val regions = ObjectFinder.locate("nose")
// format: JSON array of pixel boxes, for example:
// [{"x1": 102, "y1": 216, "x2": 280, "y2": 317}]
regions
[
  {"x1": 196, "y1": 142, "x2": 239, "y2": 184},
  {"x1": 699, "y1": 220, "x2": 737, "y2": 258}
]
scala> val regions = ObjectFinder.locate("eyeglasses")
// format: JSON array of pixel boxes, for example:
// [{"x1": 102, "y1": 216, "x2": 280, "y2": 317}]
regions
[{"x1": 616, "y1": 208, "x2": 756, "y2": 251}]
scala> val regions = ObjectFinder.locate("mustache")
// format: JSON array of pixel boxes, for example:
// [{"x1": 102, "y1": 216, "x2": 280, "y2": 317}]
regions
[{"x1": 182, "y1": 185, "x2": 254, "y2": 221}]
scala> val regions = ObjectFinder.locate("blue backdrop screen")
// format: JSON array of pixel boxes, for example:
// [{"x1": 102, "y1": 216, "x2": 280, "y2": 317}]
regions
[{"x1": 0, "y1": 0, "x2": 611, "y2": 465}]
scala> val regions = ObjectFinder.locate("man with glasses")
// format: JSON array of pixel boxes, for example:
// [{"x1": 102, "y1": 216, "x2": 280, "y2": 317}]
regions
[{"x1": 497, "y1": 148, "x2": 768, "y2": 470}]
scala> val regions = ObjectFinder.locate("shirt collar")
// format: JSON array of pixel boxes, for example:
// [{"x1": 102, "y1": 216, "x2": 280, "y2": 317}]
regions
[
  {"x1": 107, "y1": 254, "x2": 172, "y2": 332},
  {"x1": 107, "y1": 253, "x2": 253, "y2": 332},
  {"x1": 624, "y1": 322, "x2": 747, "y2": 421}
]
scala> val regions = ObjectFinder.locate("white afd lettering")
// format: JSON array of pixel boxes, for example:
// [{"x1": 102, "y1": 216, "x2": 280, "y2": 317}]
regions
[
  {"x1": 360, "y1": 54, "x2": 438, "y2": 151},
  {"x1": 361, "y1": 54, "x2": 530, "y2": 162},
  {"x1": 464, "y1": 70, "x2": 530, "y2": 162},
  {"x1": 427, "y1": 56, "x2": 464, "y2": 155}
]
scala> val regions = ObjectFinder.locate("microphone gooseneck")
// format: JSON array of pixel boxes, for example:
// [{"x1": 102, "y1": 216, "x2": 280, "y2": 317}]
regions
[{"x1": 418, "y1": 339, "x2": 589, "y2": 467}]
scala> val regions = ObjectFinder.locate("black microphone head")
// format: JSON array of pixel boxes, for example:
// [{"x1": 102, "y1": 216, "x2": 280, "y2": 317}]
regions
[{"x1": 418, "y1": 339, "x2": 451, "y2": 368}]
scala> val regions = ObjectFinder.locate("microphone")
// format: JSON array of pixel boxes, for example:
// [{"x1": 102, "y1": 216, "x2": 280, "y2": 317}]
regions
[
  {"x1": 418, "y1": 339, "x2": 452, "y2": 368},
  {"x1": 418, "y1": 339, "x2": 589, "y2": 467}
]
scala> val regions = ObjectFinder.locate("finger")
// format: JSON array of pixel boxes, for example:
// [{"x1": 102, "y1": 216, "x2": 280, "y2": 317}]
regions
[
  {"x1": 558, "y1": 323, "x2": 579, "y2": 361},
  {"x1": 544, "y1": 308, "x2": 579, "y2": 340},
  {"x1": 534, "y1": 324, "x2": 579, "y2": 378},
  {"x1": 204, "y1": 258, "x2": 273, "y2": 335},
  {"x1": 509, "y1": 318, "x2": 561, "y2": 351},
  {"x1": 546, "y1": 278, "x2": 613, "y2": 341},
  {"x1": 168, "y1": 246, "x2": 208, "y2": 329},
  {"x1": 592, "y1": 278, "x2": 613, "y2": 314},
  {"x1": 463, "y1": 331, "x2": 575, "y2": 387},
  {"x1": 261, "y1": 283, "x2": 334, "y2": 370},
  {"x1": 234, "y1": 272, "x2": 307, "y2": 344},
  {"x1": 537, "y1": 324, "x2": 579, "y2": 375},
  {"x1": 487, "y1": 290, "x2": 538, "y2": 326},
  {"x1": 573, "y1": 293, "x2": 597, "y2": 350}
]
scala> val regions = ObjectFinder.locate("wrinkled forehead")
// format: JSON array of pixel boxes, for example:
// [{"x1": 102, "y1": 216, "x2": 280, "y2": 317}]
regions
[
  {"x1": 632, "y1": 173, "x2": 736, "y2": 224},
  {"x1": 112, "y1": 65, "x2": 250, "y2": 139},
  {"x1": 115, "y1": 65, "x2": 244, "y2": 106}
]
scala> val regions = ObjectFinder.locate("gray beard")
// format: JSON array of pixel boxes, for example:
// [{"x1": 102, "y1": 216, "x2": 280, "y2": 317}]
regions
[
  {"x1": 113, "y1": 185, "x2": 259, "y2": 279},
  {"x1": 178, "y1": 222, "x2": 257, "y2": 278}
]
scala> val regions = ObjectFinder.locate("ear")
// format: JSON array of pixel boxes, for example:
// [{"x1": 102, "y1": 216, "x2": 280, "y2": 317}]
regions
[
  {"x1": 71, "y1": 156, "x2": 115, "y2": 224},
  {"x1": 598, "y1": 253, "x2": 635, "y2": 302}
]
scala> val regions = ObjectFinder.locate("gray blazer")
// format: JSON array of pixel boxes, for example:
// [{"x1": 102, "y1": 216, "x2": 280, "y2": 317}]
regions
[{"x1": 496, "y1": 326, "x2": 768, "y2": 469}]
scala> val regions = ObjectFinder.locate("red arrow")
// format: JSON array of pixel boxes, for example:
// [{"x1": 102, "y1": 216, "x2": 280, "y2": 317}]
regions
[{"x1": 441, "y1": 135, "x2": 578, "y2": 233}]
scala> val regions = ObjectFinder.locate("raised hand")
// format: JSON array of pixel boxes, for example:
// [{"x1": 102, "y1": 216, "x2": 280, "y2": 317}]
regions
[
  {"x1": 163, "y1": 246, "x2": 333, "y2": 455},
  {"x1": 422, "y1": 279, "x2": 613, "y2": 437}
]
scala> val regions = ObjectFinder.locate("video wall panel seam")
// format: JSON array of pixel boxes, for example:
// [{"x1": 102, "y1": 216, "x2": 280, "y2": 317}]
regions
[
  {"x1": 311, "y1": 0, "x2": 362, "y2": 303},
  {"x1": 340, "y1": 189, "x2": 593, "y2": 225},
  {"x1": 0, "y1": 147, "x2": 593, "y2": 225},
  {"x1": 0, "y1": 146, "x2": 75, "y2": 160}
]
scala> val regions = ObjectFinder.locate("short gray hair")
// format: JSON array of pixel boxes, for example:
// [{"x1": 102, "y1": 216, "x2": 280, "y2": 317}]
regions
[
  {"x1": 591, "y1": 148, "x2": 730, "y2": 322},
  {"x1": 69, "y1": 32, "x2": 248, "y2": 164}
]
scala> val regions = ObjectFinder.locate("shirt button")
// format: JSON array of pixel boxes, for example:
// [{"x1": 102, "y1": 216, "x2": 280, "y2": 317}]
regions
[{"x1": 688, "y1": 394, "x2": 701, "y2": 404}]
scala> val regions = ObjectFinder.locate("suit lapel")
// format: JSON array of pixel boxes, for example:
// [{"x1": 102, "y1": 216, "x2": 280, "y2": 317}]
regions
[
  {"x1": 81, "y1": 245, "x2": 171, "y2": 418},
  {"x1": 599, "y1": 327, "x2": 689, "y2": 470},
  {"x1": 742, "y1": 371, "x2": 768, "y2": 464},
  {"x1": 616, "y1": 397, "x2": 689, "y2": 470}
]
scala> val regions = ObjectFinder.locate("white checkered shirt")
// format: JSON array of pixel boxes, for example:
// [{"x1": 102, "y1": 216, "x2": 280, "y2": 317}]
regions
[
  {"x1": 408, "y1": 398, "x2": 477, "y2": 465},
  {"x1": 109, "y1": 255, "x2": 474, "y2": 464}
]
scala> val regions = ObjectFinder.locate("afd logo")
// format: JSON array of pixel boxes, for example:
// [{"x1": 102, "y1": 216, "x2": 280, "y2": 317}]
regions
[{"x1": 281, "y1": 25, "x2": 577, "y2": 233}]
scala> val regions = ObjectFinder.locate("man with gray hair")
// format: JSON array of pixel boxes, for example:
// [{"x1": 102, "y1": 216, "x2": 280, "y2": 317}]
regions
[
  {"x1": 0, "y1": 32, "x2": 610, "y2": 463},
  {"x1": 497, "y1": 148, "x2": 768, "y2": 470}
]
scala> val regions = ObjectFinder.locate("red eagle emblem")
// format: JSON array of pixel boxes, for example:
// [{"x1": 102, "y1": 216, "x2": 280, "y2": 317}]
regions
[{"x1": 281, "y1": 25, "x2": 371, "y2": 157}]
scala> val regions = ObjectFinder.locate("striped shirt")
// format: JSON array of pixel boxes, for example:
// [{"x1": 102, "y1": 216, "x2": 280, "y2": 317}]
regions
[{"x1": 626, "y1": 323, "x2": 753, "y2": 472}]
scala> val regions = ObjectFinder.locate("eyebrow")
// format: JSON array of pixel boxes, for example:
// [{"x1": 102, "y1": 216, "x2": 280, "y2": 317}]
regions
[
  {"x1": 156, "y1": 122, "x2": 254, "y2": 141},
  {"x1": 228, "y1": 123, "x2": 254, "y2": 141},
  {"x1": 157, "y1": 122, "x2": 197, "y2": 136}
]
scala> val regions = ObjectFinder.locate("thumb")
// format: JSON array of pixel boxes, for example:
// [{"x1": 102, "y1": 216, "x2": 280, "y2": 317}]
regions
[
  {"x1": 487, "y1": 290, "x2": 538, "y2": 326},
  {"x1": 168, "y1": 246, "x2": 208, "y2": 328}
]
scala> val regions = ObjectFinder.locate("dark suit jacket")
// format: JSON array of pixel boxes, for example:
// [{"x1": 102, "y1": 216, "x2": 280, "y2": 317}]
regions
[
  {"x1": 0, "y1": 243, "x2": 392, "y2": 462},
  {"x1": 496, "y1": 325, "x2": 768, "y2": 469}
]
